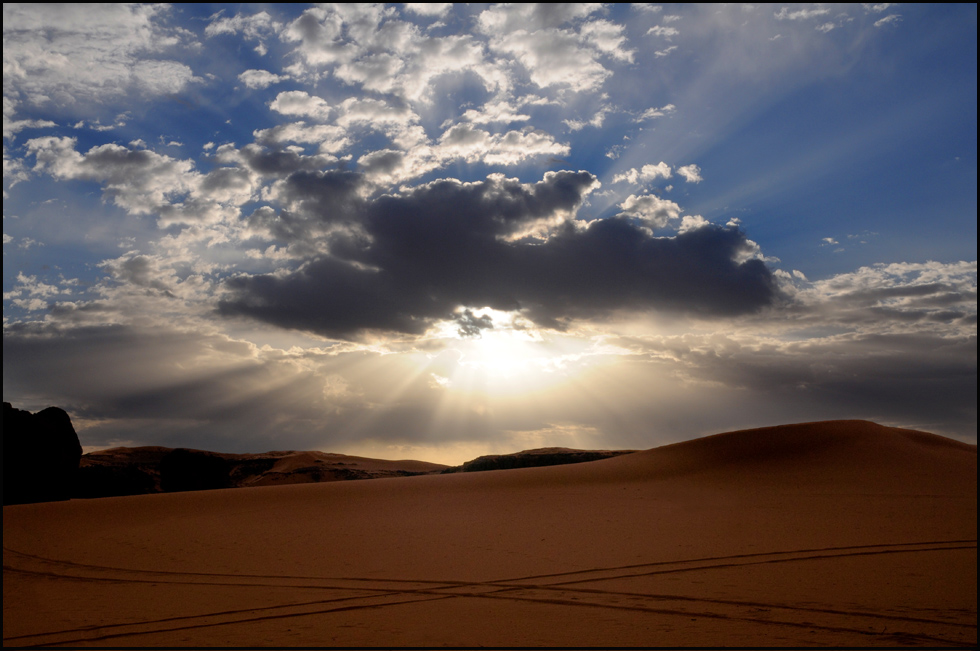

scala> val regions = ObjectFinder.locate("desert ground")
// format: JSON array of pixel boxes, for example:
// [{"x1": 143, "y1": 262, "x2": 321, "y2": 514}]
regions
[{"x1": 3, "y1": 420, "x2": 976, "y2": 647}]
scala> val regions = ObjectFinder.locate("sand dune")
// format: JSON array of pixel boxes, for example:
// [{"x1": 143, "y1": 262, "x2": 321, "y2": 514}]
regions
[{"x1": 4, "y1": 420, "x2": 976, "y2": 647}]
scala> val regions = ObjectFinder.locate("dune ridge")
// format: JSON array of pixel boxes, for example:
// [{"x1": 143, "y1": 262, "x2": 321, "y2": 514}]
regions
[{"x1": 4, "y1": 420, "x2": 975, "y2": 647}]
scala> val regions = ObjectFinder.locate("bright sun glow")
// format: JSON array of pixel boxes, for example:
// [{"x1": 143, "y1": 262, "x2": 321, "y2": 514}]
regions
[
  {"x1": 424, "y1": 308, "x2": 605, "y2": 397},
  {"x1": 459, "y1": 328, "x2": 544, "y2": 377}
]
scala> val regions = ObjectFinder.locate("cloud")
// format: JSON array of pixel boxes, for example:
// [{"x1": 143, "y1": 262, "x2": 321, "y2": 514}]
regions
[
  {"x1": 613, "y1": 162, "x2": 672, "y2": 184},
  {"x1": 206, "y1": 10, "x2": 281, "y2": 40},
  {"x1": 239, "y1": 70, "x2": 286, "y2": 90},
  {"x1": 774, "y1": 7, "x2": 832, "y2": 21},
  {"x1": 676, "y1": 164, "x2": 703, "y2": 183},
  {"x1": 457, "y1": 101, "x2": 531, "y2": 125},
  {"x1": 219, "y1": 170, "x2": 777, "y2": 338},
  {"x1": 455, "y1": 308, "x2": 495, "y2": 337},
  {"x1": 477, "y1": 5, "x2": 634, "y2": 94},
  {"x1": 3, "y1": 4, "x2": 197, "y2": 108},
  {"x1": 490, "y1": 28, "x2": 613, "y2": 92},
  {"x1": 679, "y1": 214, "x2": 710, "y2": 233},
  {"x1": 270, "y1": 91, "x2": 333, "y2": 121},
  {"x1": 252, "y1": 123, "x2": 350, "y2": 153},
  {"x1": 617, "y1": 193, "x2": 682, "y2": 227},
  {"x1": 564, "y1": 114, "x2": 604, "y2": 131},
  {"x1": 280, "y1": 6, "x2": 501, "y2": 104},
  {"x1": 602, "y1": 260, "x2": 977, "y2": 438},
  {"x1": 580, "y1": 20, "x2": 635, "y2": 63},
  {"x1": 790, "y1": 261, "x2": 978, "y2": 330},
  {"x1": 636, "y1": 104, "x2": 676, "y2": 121},
  {"x1": 5, "y1": 260, "x2": 973, "y2": 455},
  {"x1": 26, "y1": 137, "x2": 255, "y2": 226},
  {"x1": 435, "y1": 124, "x2": 569, "y2": 166},
  {"x1": 1, "y1": 323, "x2": 363, "y2": 450},
  {"x1": 4, "y1": 272, "x2": 72, "y2": 311},
  {"x1": 403, "y1": 4, "x2": 453, "y2": 19},
  {"x1": 3, "y1": 98, "x2": 57, "y2": 139},
  {"x1": 874, "y1": 14, "x2": 902, "y2": 28},
  {"x1": 5, "y1": 4, "x2": 974, "y2": 455},
  {"x1": 647, "y1": 25, "x2": 679, "y2": 39},
  {"x1": 476, "y1": 5, "x2": 604, "y2": 34},
  {"x1": 280, "y1": 5, "x2": 363, "y2": 68}
]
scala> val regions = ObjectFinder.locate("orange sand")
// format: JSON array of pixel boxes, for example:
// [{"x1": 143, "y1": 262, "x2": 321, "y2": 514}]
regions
[{"x1": 4, "y1": 420, "x2": 976, "y2": 647}]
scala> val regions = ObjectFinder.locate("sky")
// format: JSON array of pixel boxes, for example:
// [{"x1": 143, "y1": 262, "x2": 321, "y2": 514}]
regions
[{"x1": 3, "y1": 3, "x2": 976, "y2": 463}]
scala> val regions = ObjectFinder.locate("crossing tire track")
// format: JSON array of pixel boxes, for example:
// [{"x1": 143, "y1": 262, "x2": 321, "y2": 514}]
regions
[{"x1": 4, "y1": 539, "x2": 975, "y2": 646}]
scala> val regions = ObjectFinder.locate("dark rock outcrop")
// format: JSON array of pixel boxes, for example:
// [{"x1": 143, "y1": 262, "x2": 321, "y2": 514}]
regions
[
  {"x1": 75, "y1": 446, "x2": 171, "y2": 497},
  {"x1": 4, "y1": 402, "x2": 83, "y2": 505},
  {"x1": 160, "y1": 448, "x2": 233, "y2": 493},
  {"x1": 75, "y1": 464, "x2": 158, "y2": 498},
  {"x1": 443, "y1": 447, "x2": 637, "y2": 474}
]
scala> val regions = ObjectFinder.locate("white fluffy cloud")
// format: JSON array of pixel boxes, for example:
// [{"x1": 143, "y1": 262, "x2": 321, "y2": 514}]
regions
[
  {"x1": 476, "y1": 4, "x2": 604, "y2": 34},
  {"x1": 403, "y1": 4, "x2": 453, "y2": 19},
  {"x1": 3, "y1": 4, "x2": 197, "y2": 108},
  {"x1": 617, "y1": 193, "x2": 682, "y2": 228},
  {"x1": 436, "y1": 124, "x2": 569, "y2": 166},
  {"x1": 490, "y1": 29, "x2": 613, "y2": 93},
  {"x1": 25, "y1": 137, "x2": 255, "y2": 226},
  {"x1": 205, "y1": 10, "x2": 280, "y2": 40},
  {"x1": 270, "y1": 91, "x2": 333, "y2": 121},
  {"x1": 280, "y1": 6, "x2": 502, "y2": 104},
  {"x1": 239, "y1": 70, "x2": 286, "y2": 90},
  {"x1": 774, "y1": 6, "x2": 832, "y2": 21},
  {"x1": 613, "y1": 162, "x2": 672, "y2": 184},
  {"x1": 676, "y1": 164, "x2": 703, "y2": 183}
]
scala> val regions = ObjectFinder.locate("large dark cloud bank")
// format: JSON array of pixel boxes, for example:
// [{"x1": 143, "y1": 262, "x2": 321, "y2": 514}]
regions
[{"x1": 220, "y1": 170, "x2": 777, "y2": 338}]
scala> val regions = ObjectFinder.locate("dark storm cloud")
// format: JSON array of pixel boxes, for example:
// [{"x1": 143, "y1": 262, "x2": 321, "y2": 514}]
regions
[
  {"x1": 455, "y1": 309, "x2": 494, "y2": 337},
  {"x1": 689, "y1": 332, "x2": 976, "y2": 435},
  {"x1": 1, "y1": 323, "x2": 501, "y2": 452},
  {"x1": 220, "y1": 170, "x2": 778, "y2": 339},
  {"x1": 2, "y1": 324, "x2": 336, "y2": 450},
  {"x1": 236, "y1": 144, "x2": 337, "y2": 177}
]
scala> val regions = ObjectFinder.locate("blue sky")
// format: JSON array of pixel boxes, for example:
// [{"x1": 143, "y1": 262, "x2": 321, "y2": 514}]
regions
[{"x1": 3, "y1": 4, "x2": 976, "y2": 462}]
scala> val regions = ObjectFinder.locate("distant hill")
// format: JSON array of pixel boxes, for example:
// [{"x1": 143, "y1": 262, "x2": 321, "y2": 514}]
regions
[
  {"x1": 441, "y1": 447, "x2": 637, "y2": 473},
  {"x1": 76, "y1": 445, "x2": 642, "y2": 497},
  {"x1": 76, "y1": 447, "x2": 450, "y2": 498}
]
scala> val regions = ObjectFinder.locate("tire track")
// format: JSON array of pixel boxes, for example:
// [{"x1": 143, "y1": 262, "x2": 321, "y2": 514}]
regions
[
  {"x1": 4, "y1": 593, "x2": 457, "y2": 647},
  {"x1": 4, "y1": 540, "x2": 975, "y2": 646},
  {"x1": 6, "y1": 539, "x2": 973, "y2": 586},
  {"x1": 1, "y1": 588, "x2": 404, "y2": 643},
  {"x1": 495, "y1": 539, "x2": 979, "y2": 584},
  {"x1": 460, "y1": 590, "x2": 970, "y2": 647},
  {"x1": 541, "y1": 542, "x2": 979, "y2": 586}
]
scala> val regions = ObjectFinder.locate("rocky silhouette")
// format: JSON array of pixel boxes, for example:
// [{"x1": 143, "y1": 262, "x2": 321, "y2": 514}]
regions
[
  {"x1": 160, "y1": 448, "x2": 234, "y2": 493},
  {"x1": 75, "y1": 446, "x2": 170, "y2": 498},
  {"x1": 4, "y1": 403, "x2": 82, "y2": 505}
]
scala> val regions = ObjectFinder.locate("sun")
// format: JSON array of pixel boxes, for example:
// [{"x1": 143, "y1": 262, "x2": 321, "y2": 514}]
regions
[{"x1": 424, "y1": 308, "x2": 602, "y2": 397}]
